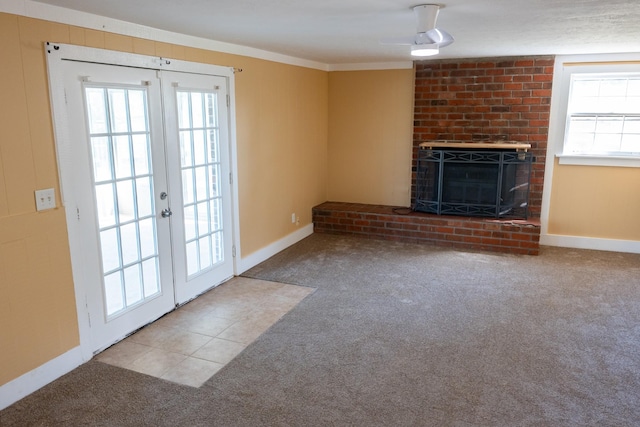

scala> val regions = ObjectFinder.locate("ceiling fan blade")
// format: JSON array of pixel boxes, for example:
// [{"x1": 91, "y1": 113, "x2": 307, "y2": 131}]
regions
[
  {"x1": 380, "y1": 36, "x2": 418, "y2": 46},
  {"x1": 424, "y1": 28, "x2": 454, "y2": 47}
]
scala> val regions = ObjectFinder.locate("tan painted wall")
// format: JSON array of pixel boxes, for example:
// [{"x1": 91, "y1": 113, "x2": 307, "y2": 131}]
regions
[
  {"x1": 235, "y1": 58, "x2": 328, "y2": 248},
  {"x1": 328, "y1": 69, "x2": 414, "y2": 206},
  {"x1": 0, "y1": 12, "x2": 328, "y2": 386},
  {"x1": 548, "y1": 160, "x2": 640, "y2": 240},
  {"x1": 0, "y1": 13, "x2": 81, "y2": 387}
]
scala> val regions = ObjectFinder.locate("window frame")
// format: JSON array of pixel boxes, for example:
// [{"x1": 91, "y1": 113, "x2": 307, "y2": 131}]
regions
[{"x1": 552, "y1": 55, "x2": 640, "y2": 168}]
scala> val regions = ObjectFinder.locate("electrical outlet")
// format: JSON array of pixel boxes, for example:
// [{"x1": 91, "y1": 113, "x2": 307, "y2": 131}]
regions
[
  {"x1": 35, "y1": 188, "x2": 56, "y2": 211},
  {"x1": 291, "y1": 213, "x2": 296, "y2": 224}
]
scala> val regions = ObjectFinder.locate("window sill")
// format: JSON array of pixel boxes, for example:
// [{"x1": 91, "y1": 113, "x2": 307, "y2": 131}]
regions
[{"x1": 556, "y1": 154, "x2": 640, "y2": 168}]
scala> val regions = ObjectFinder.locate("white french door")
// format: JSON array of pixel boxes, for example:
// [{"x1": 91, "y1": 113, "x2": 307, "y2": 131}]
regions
[
  {"x1": 62, "y1": 62, "x2": 174, "y2": 352},
  {"x1": 56, "y1": 56, "x2": 235, "y2": 353},
  {"x1": 162, "y1": 71, "x2": 234, "y2": 303}
]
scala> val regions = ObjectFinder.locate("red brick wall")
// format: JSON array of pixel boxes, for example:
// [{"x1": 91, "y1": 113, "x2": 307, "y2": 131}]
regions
[{"x1": 412, "y1": 56, "x2": 554, "y2": 218}]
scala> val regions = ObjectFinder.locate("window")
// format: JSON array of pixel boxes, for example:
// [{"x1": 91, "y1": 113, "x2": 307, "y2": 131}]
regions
[
  {"x1": 553, "y1": 55, "x2": 640, "y2": 167},
  {"x1": 565, "y1": 74, "x2": 640, "y2": 155}
]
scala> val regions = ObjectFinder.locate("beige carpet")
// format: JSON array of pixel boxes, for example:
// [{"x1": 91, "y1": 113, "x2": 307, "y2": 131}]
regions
[{"x1": 2, "y1": 234, "x2": 640, "y2": 426}]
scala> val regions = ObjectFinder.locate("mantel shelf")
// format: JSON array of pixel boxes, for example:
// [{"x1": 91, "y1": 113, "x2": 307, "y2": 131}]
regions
[{"x1": 419, "y1": 141, "x2": 531, "y2": 151}]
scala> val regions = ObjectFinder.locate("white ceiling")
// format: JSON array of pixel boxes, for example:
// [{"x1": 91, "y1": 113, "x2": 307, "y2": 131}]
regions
[{"x1": 30, "y1": 0, "x2": 640, "y2": 65}]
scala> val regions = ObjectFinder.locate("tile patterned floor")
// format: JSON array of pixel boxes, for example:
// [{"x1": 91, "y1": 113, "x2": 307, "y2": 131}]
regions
[{"x1": 95, "y1": 277, "x2": 314, "y2": 387}]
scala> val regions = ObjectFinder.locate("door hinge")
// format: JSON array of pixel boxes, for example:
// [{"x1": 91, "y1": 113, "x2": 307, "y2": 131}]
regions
[
  {"x1": 229, "y1": 172, "x2": 233, "y2": 185},
  {"x1": 227, "y1": 94, "x2": 230, "y2": 107},
  {"x1": 76, "y1": 207, "x2": 80, "y2": 221},
  {"x1": 232, "y1": 245, "x2": 236, "y2": 258}
]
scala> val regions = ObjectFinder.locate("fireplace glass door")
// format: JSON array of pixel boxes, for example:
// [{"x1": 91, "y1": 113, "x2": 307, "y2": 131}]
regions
[{"x1": 415, "y1": 149, "x2": 533, "y2": 219}]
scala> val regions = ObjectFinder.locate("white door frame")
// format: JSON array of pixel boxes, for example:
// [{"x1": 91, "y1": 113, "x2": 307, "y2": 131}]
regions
[{"x1": 45, "y1": 43, "x2": 242, "y2": 361}]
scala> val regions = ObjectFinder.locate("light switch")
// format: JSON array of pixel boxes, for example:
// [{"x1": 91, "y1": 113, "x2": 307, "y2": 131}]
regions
[{"x1": 35, "y1": 188, "x2": 56, "y2": 211}]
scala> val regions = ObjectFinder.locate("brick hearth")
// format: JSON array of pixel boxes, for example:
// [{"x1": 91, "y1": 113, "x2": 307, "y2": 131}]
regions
[{"x1": 313, "y1": 202, "x2": 540, "y2": 255}]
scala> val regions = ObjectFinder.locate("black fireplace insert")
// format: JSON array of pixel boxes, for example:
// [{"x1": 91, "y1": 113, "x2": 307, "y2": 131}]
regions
[{"x1": 414, "y1": 148, "x2": 533, "y2": 219}]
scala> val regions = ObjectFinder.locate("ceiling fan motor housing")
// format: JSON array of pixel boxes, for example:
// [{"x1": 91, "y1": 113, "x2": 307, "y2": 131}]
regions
[{"x1": 414, "y1": 4, "x2": 441, "y2": 33}]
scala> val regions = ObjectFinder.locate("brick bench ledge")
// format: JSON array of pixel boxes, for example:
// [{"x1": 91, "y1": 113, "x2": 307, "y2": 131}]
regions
[{"x1": 312, "y1": 201, "x2": 540, "y2": 256}]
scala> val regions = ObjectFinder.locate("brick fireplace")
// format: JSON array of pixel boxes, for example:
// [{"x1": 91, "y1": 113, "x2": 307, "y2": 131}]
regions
[
  {"x1": 412, "y1": 56, "x2": 553, "y2": 216},
  {"x1": 313, "y1": 56, "x2": 553, "y2": 255}
]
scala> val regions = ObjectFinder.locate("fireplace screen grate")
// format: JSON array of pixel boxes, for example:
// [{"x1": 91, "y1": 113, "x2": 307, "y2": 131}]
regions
[{"x1": 414, "y1": 149, "x2": 533, "y2": 219}]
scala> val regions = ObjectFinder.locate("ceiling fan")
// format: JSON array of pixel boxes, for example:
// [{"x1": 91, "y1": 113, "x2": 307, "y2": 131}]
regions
[{"x1": 381, "y1": 4, "x2": 454, "y2": 57}]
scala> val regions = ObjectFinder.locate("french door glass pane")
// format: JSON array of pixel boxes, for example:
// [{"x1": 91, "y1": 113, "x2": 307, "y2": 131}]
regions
[
  {"x1": 211, "y1": 199, "x2": 222, "y2": 230},
  {"x1": 142, "y1": 259, "x2": 159, "y2": 297},
  {"x1": 132, "y1": 135, "x2": 150, "y2": 175},
  {"x1": 195, "y1": 166, "x2": 207, "y2": 201},
  {"x1": 186, "y1": 241, "x2": 198, "y2": 276},
  {"x1": 194, "y1": 132, "x2": 206, "y2": 165},
  {"x1": 104, "y1": 272, "x2": 124, "y2": 314},
  {"x1": 180, "y1": 131, "x2": 193, "y2": 167},
  {"x1": 114, "y1": 136, "x2": 132, "y2": 179},
  {"x1": 184, "y1": 205, "x2": 196, "y2": 241},
  {"x1": 116, "y1": 180, "x2": 135, "y2": 222},
  {"x1": 120, "y1": 223, "x2": 139, "y2": 265},
  {"x1": 109, "y1": 89, "x2": 128, "y2": 133},
  {"x1": 213, "y1": 232, "x2": 223, "y2": 261},
  {"x1": 100, "y1": 228, "x2": 120, "y2": 272},
  {"x1": 85, "y1": 85, "x2": 162, "y2": 318},
  {"x1": 199, "y1": 236, "x2": 212, "y2": 270},
  {"x1": 129, "y1": 91, "x2": 147, "y2": 132},
  {"x1": 208, "y1": 130, "x2": 219, "y2": 163},
  {"x1": 182, "y1": 169, "x2": 195, "y2": 204},
  {"x1": 85, "y1": 88, "x2": 108, "y2": 134},
  {"x1": 211, "y1": 164, "x2": 221, "y2": 197},
  {"x1": 139, "y1": 218, "x2": 156, "y2": 258},
  {"x1": 91, "y1": 137, "x2": 112, "y2": 182},
  {"x1": 136, "y1": 177, "x2": 153, "y2": 217},
  {"x1": 95, "y1": 183, "x2": 116, "y2": 228},
  {"x1": 124, "y1": 264, "x2": 142, "y2": 305},
  {"x1": 177, "y1": 89, "x2": 224, "y2": 278}
]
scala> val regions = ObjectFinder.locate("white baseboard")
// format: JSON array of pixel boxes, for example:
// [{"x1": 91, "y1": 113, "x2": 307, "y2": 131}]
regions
[
  {"x1": 0, "y1": 346, "x2": 86, "y2": 410},
  {"x1": 541, "y1": 233, "x2": 640, "y2": 254},
  {"x1": 237, "y1": 224, "x2": 314, "y2": 274}
]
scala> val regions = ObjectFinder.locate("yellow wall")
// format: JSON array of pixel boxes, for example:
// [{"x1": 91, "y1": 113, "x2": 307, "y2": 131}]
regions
[
  {"x1": 548, "y1": 160, "x2": 640, "y2": 240},
  {"x1": 0, "y1": 12, "x2": 328, "y2": 387},
  {"x1": 236, "y1": 58, "x2": 328, "y2": 248},
  {"x1": 328, "y1": 69, "x2": 414, "y2": 206},
  {"x1": 0, "y1": 13, "x2": 81, "y2": 387}
]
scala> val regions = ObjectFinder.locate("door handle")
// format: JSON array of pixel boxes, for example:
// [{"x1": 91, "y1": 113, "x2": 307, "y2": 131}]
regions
[{"x1": 161, "y1": 208, "x2": 173, "y2": 218}]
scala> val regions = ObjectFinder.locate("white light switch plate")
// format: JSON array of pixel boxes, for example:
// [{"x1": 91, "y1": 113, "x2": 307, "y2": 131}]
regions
[{"x1": 35, "y1": 188, "x2": 56, "y2": 211}]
